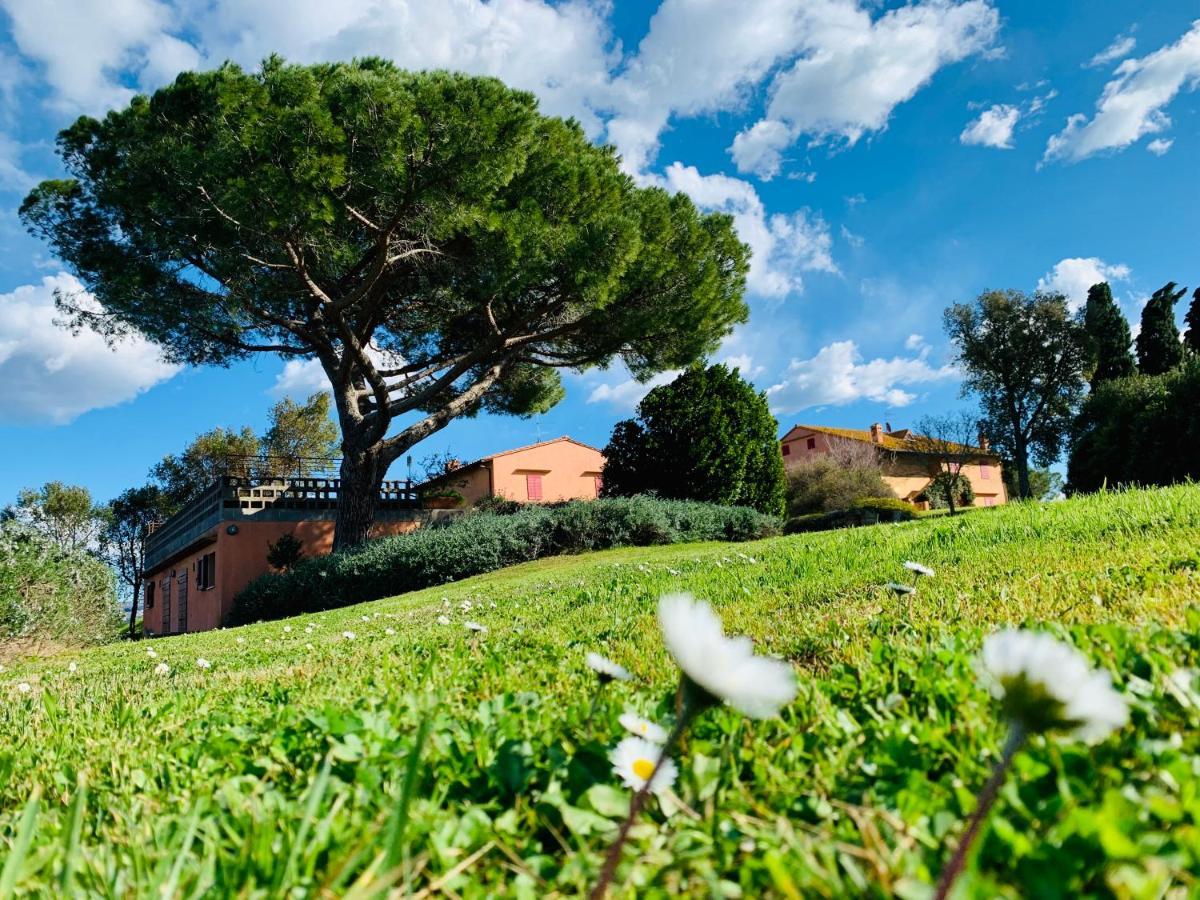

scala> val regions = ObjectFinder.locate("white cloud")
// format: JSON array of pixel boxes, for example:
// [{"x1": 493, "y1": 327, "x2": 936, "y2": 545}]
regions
[
  {"x1": 660, "y1": 162, "x2": 835, "y2": 298},
  {"x1": 730, "y1": 0, "x2": 999, "y2": 175},
  {"x1": 840, "y1": 224, "x2": 864, "y2": 249},
  {"x1": 729, "y1": 119, "x2": 793, "y2": 181},
  {"x1": 1036, "y1": 257, "x2": 1131, "y2": 311},
  {"x1": 766, "y1": 339, "x2": 955, "y2": 413},
  {"x1": 0, "y1": 273, "x2": 179, "y2": 424},
  {"x1": 720, "y1": 353, "x2": 764, "y2": 378},
  {"x1": 904, "y1": 333, "x2": 926, "y2": 350},
  {"x1": 959, "y1": 102, "x2": 1019, "y2": 148},
  {"x1": 1085, "y1": 29, "x2": 1137, "y2": 69},
  {"x1": 1044, "y1": 20, "x2": 1200, "y2": 164},
  {"x1": 2, "y1": 0, "x2": 617, "y2": 130},
  {"x1": 271, "y1": 358, "x2": 328, "y2": 398},
  {"x1": 586, "y1": 369, "x2": 679, "y2": 410},
  {"x1": 1147, "y1": 137, "x2": 1173, "y2": 156}
]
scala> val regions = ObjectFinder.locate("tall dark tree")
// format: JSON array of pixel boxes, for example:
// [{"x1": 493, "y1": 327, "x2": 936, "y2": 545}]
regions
[
  {"x1": 21, "y1": 59, "x2": 749, "y2": 549},
  {"x1": 943, "y1": 290, "x2": 1089, "y2": 499},
  {"x1": 1136, "y1": 282, "x2": 1186, "y2": 375},
  {"x1": 101, "y1": 485, "x2": 173, "y2": 639},
  {"x1": 1184, "y1": 287, "x2": 1200, "y2": 356},
  {"x1": 601, "y1": 364, "x2": 786, "y2": 515},
  {"x1": 1082, "y1": 281, "x2": 1135, "y2": 384}
]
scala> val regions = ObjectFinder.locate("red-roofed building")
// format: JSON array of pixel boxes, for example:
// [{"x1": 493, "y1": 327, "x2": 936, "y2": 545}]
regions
[{"x1": 419, "y1": 436, "x2": 606, "y2": 505}]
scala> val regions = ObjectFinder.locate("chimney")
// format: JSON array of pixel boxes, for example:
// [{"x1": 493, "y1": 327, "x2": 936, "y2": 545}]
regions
[
  {"x1": 869, "y1": 423, "x2": 884, "y2": 444},
  {"x1": 978, "y1": 432, "x2": 990, "y2": 452}
]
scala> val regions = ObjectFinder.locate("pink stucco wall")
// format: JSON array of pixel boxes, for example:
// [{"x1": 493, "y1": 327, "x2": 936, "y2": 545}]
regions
[{"x1": 490, "y1": 439, "x2": 605, "y2": 503}]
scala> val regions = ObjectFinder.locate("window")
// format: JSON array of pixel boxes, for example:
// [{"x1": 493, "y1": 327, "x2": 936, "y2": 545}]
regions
[
  {"x1": 980, "y1": 462, "x2": 992, "y2": 480},
  {"x1": 525, "y1": 473, "x2": 543, "y2": 501},
  {"x1": 593, "y1": 474, "x2": 603, "y2": 496},
  {"x1": 806, "y1": 437, "x2": 816, "y2": 450},
  {"x1": 781, "y1": 443, "x2": 791, "y2": 456},
  {"x1": 145, "y1": 581, "x2": 155, "y2": 610},
  {"x1": 197, "y1": 551, "x2": 217, "y2": 591}
]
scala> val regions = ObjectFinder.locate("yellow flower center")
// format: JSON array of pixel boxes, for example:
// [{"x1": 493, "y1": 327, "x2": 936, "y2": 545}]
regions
[{"x1": 632, "y1": 758, "x2": 655, "y2": 781}]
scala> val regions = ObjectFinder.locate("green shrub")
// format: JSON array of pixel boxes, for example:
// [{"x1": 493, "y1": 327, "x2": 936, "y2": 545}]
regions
[
  {"x1": 920, "y1": 473, "x2": 976, "y2": 510},
  {"x1": 228, "y1": 497, "x2": 778, "y2": 624},
  {"x1": 471, "y1": 495, "x2": 525, "y2": 515},
  {"x1": 784, "y1": 497, "x2": 915, "y2": 534},
  {"x1": 0, "y1": 520, "x2": 120, "y2": 647},
  {"x1": 786, "y1": 451, "x2": 896, "y2": 515}
]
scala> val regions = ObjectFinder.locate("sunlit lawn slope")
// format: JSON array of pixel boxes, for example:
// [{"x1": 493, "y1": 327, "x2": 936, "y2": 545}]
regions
[{"x1": 2, "y1": 485, "x2": 1199, "y2": 897}]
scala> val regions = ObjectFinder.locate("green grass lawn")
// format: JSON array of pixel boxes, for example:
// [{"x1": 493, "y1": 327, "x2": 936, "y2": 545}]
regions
[{"x1": 2, "y1": 486, "x2": 1199, "y2": 897}]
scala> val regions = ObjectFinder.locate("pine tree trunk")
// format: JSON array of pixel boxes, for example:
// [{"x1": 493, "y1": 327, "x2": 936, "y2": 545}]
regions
[
  {"x1": 127, "y1": 575, "x2": 140, "y2": 640},
  {"x1": 334, "y1": 449, "x2": 382, "y2": 551}
]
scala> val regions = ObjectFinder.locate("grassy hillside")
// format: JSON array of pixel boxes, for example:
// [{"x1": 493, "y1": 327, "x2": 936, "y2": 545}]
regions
[{"x1": 1, "y1": 486, "x2": 1199, "y2": 897}]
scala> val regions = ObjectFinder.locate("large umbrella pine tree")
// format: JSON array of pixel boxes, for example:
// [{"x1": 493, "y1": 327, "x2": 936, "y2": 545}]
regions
[{"x1": 22, "y1": 58, "x2": 750, "y2": 548}]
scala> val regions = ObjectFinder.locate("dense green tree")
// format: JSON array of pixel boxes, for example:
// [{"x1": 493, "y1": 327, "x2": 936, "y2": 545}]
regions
[
  {"x1": 1068, "y1": 358, "x2": 1200, "y2": 492},
  {"x1": 5, "y1": 481, "x2": 103, "y2": 553},
  {"x1": 1184, "y1": 287, "x2": 1200, "y2": 356},
  {"x1": 1082, "y1": 281, "x2": 1135, "y2": 384},
  {"x1": 150, "y1": 427, "x2": 260, "y2": 508},
  {"x1": 101, "y1": 485, "x2": 173, "y2": 638},
  {"x1": 943, "y1": 290, "x2": 1089, "y2": 499},
  {"x1": 22, "y1": 59, "x2": 748, "y2": 548},
  {"x1": 261, "y1": 392, "x2": 340, "y2": 477},
  {"x1": 601, "y1": 365, "x2": 785, "y2": 515},
  {"x1": 1136, "y1": 282, "x2": 1186, "y2": 375}
]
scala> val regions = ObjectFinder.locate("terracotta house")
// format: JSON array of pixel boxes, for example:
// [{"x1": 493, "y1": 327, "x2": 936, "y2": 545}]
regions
[
  {"x1": 779, "y1": 423, "x2": 1008, "y2": 508},
  {"x1": 141, "y1": 476, "x2": 450, "y2": 636},
  {"x1": 419, "y1": 436, "x2": 606, "y2": 505}
]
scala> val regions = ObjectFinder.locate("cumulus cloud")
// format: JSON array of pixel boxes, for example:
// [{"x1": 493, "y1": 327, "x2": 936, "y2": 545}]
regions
[
  {"x1": 959, "y1": 102, "x2": 1019, "y2": 148},
  {"x1": 585, "y1": 369, "x2": 679, "y2": 410},
  {"x1": 1085, "y1": 29, "x2": 1137, "y2": 69},
  {"x1": 1036, "y1": 257, "x2": 1131, "y2": 311},
  {"x1": 270, "y1": 357, "x2": 328, "y2": 398},
  {"x1": 904, "y1": 333, "x2": 926, "y2": 350},
  {"x1": 2, "y1": 0, "x2": 618, "y2": 131},
  {"x1": 728, "y1": 119, "x2": 793, "y2": 181},
  {"x1": 659, "y1": 162, "x2": 835, "y2": 298},
  {"x1": 0, "y1": 273, "x2": 179, "y2": 424},
  {"x1": 1147, "y1": 137, "x2": 1173, "y2": 156},
  {"x1": 1044, "y1": 20, "x2": 1200, "y2": 164},
  {"x1": 766, "y1": 339, "x2": 955, "y2": 413},
  {"x1": 730, "y1": 0, "x2": 999, "y2": 175}
]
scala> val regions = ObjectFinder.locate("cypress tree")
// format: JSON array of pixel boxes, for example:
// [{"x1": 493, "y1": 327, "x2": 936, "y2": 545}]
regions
[
  {"x1": 1136, "y1": 282, "x2": 1186, "y2": 375},
  {"x1": 1185, "y1": 286, "x2": 1200, "y2": 356},
  {"x1": 1082, "y1": 281, "x2": 1135, "y2": 384}
]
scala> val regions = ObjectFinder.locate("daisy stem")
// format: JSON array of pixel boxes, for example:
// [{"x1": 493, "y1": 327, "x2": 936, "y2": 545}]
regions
[
  {"x1": 588, "y1": 703, "x2": 698, "y2": 900},
  {"x1": 933, "y1": 723, "x2": 1026, "y2": 900},
  {"x1": 582, "y1": 683, "x2": 606, "y2": 730}
]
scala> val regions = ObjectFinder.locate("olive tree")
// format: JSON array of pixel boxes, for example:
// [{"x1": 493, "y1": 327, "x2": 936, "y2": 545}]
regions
[{"x1": 22, "y1": 59, "x2": 749, "y2": 548}]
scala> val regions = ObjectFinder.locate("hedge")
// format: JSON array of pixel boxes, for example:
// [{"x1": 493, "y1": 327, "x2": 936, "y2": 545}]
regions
[
  {"x1": 227, "y1": 496, "x2": 779, "y2": 624},
  {"x1": 783, "y1": 497, "x2": 916, "y2": 535}
]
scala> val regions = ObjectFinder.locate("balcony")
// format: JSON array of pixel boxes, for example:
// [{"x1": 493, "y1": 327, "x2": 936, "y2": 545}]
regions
[{"x1": 144, "y1": 461, "x2": 420, "y2": 571}]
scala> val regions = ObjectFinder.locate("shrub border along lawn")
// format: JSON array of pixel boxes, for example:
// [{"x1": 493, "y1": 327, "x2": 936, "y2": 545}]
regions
[{"x1": 228, "y1": 496, "x2": 779, "y2": 625}]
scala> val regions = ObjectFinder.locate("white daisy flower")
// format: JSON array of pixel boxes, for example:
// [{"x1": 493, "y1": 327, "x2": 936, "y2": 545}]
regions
[
  {"x1": 464, "y1": 621, "x2": 487, "y2": 633},
  {"x1": 610, "y1": 736, "x2": 677, "y2": 796},
  {"x1": 306, "y1": 643, "x2": 315, "y2": 650},
  {"x1": 196, "y1": 658, "x2": 211, "y2": 670},
  {"x1": 154, "y1": 662, "x2": 170, "y2": 676},
  {"x1": 885, "y1": 582, "x2": 915, "y2": 596},
  {"x1": 305, "y1": 626, "x2": 315, "y2": 634},
  {"x1": 361, "y1": 615, "x2": 370, "y2": 622},
  {"x1": 342, "y1": 631, "x2": 356, "y2": 640},
  {"x1": 16, "y1": 682, "x2": 32, "y2": 694},
  {"x1": 657, "y1": 593, "x2": 796, "y2": 719},
  {"x1": 283, "y1": 626, "x2": 292, "y2": 633},
  {"x1": 385, "y1": 627, "x2": 396, "y2": 636},
  {"x1": 146, "y1": 648, "x2": 158, "y2": 658},
  {"x1": 236, "y1": 637, "x2": 246, "y2": 645},
  {"x1": 619, "y1": 710, "x2": 669, "y2": 744},
  {"x1": 980, "y1": 629, "x2": 1129, "y2": 742},
  {"x1": 67, "y1": 662, "x2": 77, "y2": 674},
  {"x1": 586, "y1": 652, "x2": 632, "y2": 683},
  {"x1": 437, "y1": 615, "x2": 451, "y2": 626},
  {"x1": 904, "y1": 561, "x2": 935, "y2": 577}
]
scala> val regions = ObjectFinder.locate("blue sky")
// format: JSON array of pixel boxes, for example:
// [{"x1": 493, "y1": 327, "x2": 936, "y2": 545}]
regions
[{"x1": 0, "y1": 0, "x2": 1196, "y2": 503}]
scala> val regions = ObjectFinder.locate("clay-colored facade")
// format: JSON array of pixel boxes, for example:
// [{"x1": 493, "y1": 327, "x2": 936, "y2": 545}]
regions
[
  {"x1": 780, "y1": 424, "x2": 1008, "y2": 508},
  {"x1": 422, "y1": 436, "x2": 606, "y2": 505}
]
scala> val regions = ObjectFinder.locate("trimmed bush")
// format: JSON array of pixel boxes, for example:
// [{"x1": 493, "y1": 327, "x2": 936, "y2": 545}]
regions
[
  {"x1": 0, "y1": 520, "x2": 120, "y2": 647},
  {"x1": 228, "y1": 497, "x2": 779, "y2": 624},
  {"x1": 784, "y1": 497, "x2": 915, "y2": 534}
]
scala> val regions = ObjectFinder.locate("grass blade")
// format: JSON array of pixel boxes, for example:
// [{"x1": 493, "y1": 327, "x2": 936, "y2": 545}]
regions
[{"x1": 0, "y1": 787, "x2": 41, "y2": 899}]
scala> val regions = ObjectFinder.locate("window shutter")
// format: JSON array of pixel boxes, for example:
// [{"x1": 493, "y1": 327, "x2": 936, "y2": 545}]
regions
[{"x1": 526, "y1": 474, "x2": 543, "y2": 501}]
